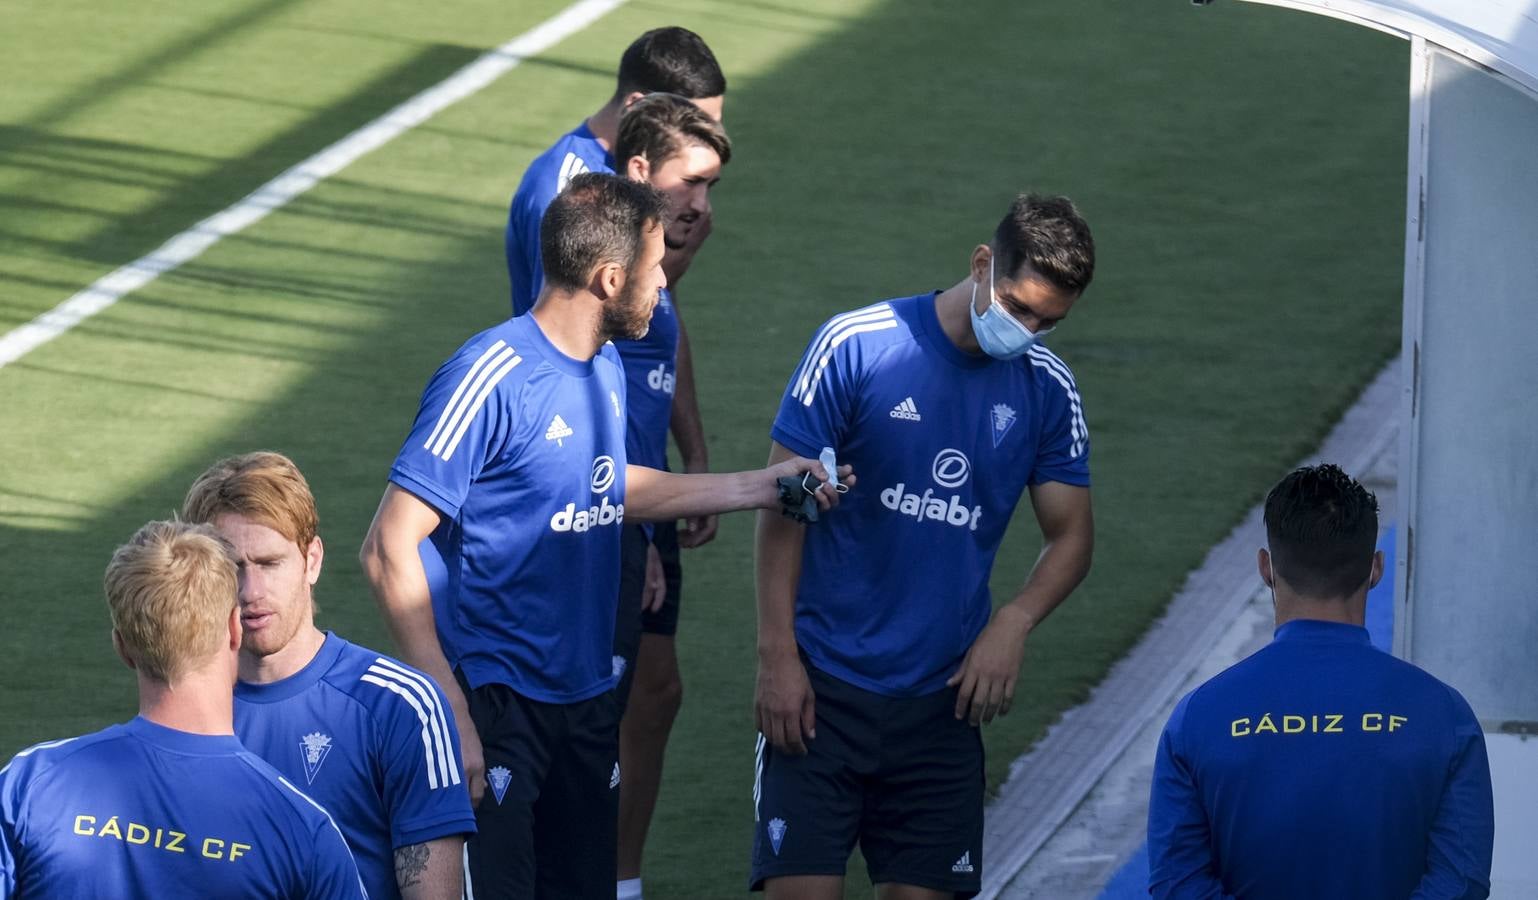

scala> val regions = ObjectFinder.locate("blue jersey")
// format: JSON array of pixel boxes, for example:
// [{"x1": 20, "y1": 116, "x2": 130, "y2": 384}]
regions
[
  {"x1": 1148, "y1": 619, "x2": 1494, "y2": 900},
  {"x1": 506, "y1": 122, "x2": 614, "y2": 315},
  {"x1": 0, "y1": 717, "x2": 365, "y2": 900},
  {"x1": 390, "y1": 313, "x2": 629, "y2": 703},
  {"x1": 613, "y1": 288, "x2": 680, "y2": 470},
  {"x1": 235, "y1": 633, "x2": 476, "y2": 900},
  {"x1": 771, "y1": 292, "x2": 1090, "y2": 696}
]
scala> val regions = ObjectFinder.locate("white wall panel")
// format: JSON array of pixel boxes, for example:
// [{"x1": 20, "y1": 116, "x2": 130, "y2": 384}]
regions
[{"x1": 1398, "y1": 44, "x2": 1538, "y2": 725}]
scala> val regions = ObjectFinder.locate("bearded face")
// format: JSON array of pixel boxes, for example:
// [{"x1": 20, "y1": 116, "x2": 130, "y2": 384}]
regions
[{"x1": 600, "y1": 221, "x2": 666, "y2": 342}]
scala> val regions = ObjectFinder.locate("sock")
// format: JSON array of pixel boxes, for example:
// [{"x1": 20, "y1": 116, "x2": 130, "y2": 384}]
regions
[{"x1": 616, "y1": 877, "x2": 643, "y2": 900}]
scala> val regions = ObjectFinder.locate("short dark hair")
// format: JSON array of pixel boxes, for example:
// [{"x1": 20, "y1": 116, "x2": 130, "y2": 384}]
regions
[
  {"x1": 992, "y1": 193, "x2": 1095, "y2": 295},
  {"x1": 1263, "y1": 464, "x2": 1380, "y2": 599},
  {"x1": 615, "y1": 93, "x2": 733, "y2": 172},
  {"x1": 540, "y1": 172, "x2": 666, "y2": 293},
  {"x1": 614, "y1": 27, "x2": 726, "y2": 100}
]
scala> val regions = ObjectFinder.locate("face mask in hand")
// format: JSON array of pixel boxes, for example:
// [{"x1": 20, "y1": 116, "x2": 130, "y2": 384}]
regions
[{"x1": 969, "y1": 256, "x2": 1053, "y2": 360}]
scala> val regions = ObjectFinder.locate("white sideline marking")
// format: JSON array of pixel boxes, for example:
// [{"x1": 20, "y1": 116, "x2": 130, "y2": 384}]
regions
[{"x1": 0, "y1": 0, "x2": 628, "y2": 369}]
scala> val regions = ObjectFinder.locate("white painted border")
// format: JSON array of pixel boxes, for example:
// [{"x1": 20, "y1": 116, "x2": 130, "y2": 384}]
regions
[
  {"x1": 0, "y1": 0, "x2": 629, "y2": 369},
  {"x1": 1393, "y1": 34, "x2": 1431, "y2": 660}
]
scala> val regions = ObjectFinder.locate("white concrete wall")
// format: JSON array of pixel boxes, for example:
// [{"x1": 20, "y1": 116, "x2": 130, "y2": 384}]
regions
[
  {"x1": 1398, "y1": 40, "x2": 1538, "y2": 898},
  {"x1": 1487, "y1": 733, "x2": 1538, "y2": 898},
  {"x1": 1397, "y1": 43, "x2": 1538, "y2": 727}
]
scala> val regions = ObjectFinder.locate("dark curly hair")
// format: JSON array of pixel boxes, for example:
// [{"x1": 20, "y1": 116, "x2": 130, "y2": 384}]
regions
[{"x1": 1263, "y1": 464, "x2": 1380, "y2": 599}]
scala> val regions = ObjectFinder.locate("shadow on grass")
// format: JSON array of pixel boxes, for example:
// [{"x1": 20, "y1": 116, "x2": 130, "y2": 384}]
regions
[
  {"x1": 18, "y1": 0, "x2": 312, "y2": 132},
  {"x1": 0, "y1": 125, "x2": 216, "y2": 188},
  {"x1": 0, "y1": 43, "x2": 484, "y2": 318},
  {"x1": 88, "y1": 44, "x2": 485, "y2": 262}
]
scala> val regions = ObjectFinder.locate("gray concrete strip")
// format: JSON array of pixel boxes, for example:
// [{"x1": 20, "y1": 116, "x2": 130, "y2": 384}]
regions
[
  {"x1": 994, "y1": 590, "x2": 1277, "y2": 900},
  {"x1": 982, "y1": 356, "x2": 1402, "y2": 900}
]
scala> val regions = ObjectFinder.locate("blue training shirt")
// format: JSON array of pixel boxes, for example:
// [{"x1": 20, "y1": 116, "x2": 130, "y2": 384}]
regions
[
  {"x1": 614, "y1": 287, "x2": 680, "y2": 470},
  {"x1": 0, "y1": 717, "x2": 366, "y2": 899},
  {"x1": 390, "y1": 313, "x2": 629, "y2": 703},
  {"x1": 506, "y1": 122, "x2": 614, "y2": 316},
  {"x1": 1148, "y1": 619, "x2": 1495, "y2": 900},
  {"x1": 771, "y1": 292, "x2": 1090, "y2": 696},
  {"x1": 235, "y1": 632, "x2": 476, "y2": 900}
]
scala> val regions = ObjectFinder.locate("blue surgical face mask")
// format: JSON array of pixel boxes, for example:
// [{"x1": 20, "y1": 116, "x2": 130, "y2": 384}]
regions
[{"x1": 969, "y1": 256, "x2": 1053, "y2": 360}]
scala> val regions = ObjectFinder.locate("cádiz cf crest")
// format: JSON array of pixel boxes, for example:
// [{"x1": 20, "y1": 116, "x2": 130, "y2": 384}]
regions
[
  {"x1": 991, "y1": 403, "x2": 1018, "y2": 448},
  {"x1": 767, "y1": 817, "x2": 787, "y2": 856},
  {"x1": 300, "y1": 732, "x2": 333, "y2": 784},
  {"x1": 488, "y1": 766, "x2": 512, "y2": 806}
]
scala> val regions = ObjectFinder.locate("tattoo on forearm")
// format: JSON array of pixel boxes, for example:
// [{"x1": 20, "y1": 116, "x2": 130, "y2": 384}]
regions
[{"x1": 395, "y1": 842, "x2": 430, "y2": 887}]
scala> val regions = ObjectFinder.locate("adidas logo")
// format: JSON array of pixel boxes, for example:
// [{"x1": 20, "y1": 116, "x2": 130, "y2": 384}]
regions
[
  {"x1": 545, "y1": 414, "x2": 573, "y2": 445},
  {"x1": 889, "y1": 396, "x2": 922, "y2": 421},
  {"x1": 951, "y1": 851, "x2": 974, "y2": 874},
  {"x1": 610, "y1": 762, "x2": 621, "y2": 789}
]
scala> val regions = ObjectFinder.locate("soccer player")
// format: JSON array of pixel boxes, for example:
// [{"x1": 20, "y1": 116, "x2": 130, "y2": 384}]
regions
[
  {"x1": 0, "y1": 521, "x2": 365, "y2": 899},
  {"x1": 606, "y1": 91, "x2": 730, "y2": 900},
  {"x1": 753, "y1": 193, "x2": 1098, "y2": 899},
  {"x1": 504, "y1": 26, "x2": 726, "y2": 314},
  {"x1": 1147, "y1": 464, "x2": 1494, "y2": 900},
  {"x1": 182, "y1": 451, "x2": 476, "y2": 900},
  {"x1": 502, "y1": 40, "x2": 731, "y2": 895},
  {"x1": 361, "y1": 172, "x2": 847, "y2": 899}
]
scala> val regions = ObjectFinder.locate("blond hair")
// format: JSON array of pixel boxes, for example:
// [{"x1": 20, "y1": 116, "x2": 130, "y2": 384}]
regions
[
  {"x1": 182, "y1": 451, "x2": 319, "y2": 551},
  {"x1": 105, "y1": 520, "x2": 238, "y2": 682}
]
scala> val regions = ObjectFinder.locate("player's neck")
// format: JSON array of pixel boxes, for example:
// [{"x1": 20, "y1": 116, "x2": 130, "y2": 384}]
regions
[
  {"x1": 585, "y1": 102, "x2": 622, "y2": 152},
  {"x1": 137, "y1": 666, "x2": 236, "y2": 736},
  {"x1": 935, "y1": 278, "x2": 986, "y2": 355},
  {"x1": 530, "y1": 293, "x2": 606, "y2": 361},
  {"x1": 1273, "y1": 593, "x2": 1367, "y2": 629},
  {"x1": 239, "y1": 624, "x2": 327, "y2": 685}
]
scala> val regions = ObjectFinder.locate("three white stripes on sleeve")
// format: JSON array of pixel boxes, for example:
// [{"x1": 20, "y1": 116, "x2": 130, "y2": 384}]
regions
[
  {"x1": 422, "y1": 339, "x2": 523, "y2": 463},
  {"x1": 359, "y1": 657, "x2": 462, "y2": 790}
]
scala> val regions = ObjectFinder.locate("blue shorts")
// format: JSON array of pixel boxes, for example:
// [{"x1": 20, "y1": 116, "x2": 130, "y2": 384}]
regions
[{"x1": 749, "y1": 660, "x2": 984, "y2": 896}]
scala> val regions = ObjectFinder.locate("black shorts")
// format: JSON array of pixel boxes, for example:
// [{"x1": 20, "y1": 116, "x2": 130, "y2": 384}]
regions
[
  {"x1": 611, "y1": 523, "x2": 684, "y2": 714},
  {"x1": 749, "y1": 661, "x2": 984, "y2": 897},
  {"x1": 640, "y1": 520, "x2": 682, "y2": 636},
  {"x1": 459, "y1": 673, "x2": 619, "y2": 899}
]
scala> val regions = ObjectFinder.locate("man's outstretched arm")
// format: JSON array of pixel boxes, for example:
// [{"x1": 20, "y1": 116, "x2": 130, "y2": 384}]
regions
[{"x1": 624, "y1": 456, "x2": 850, "y2": 523}]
